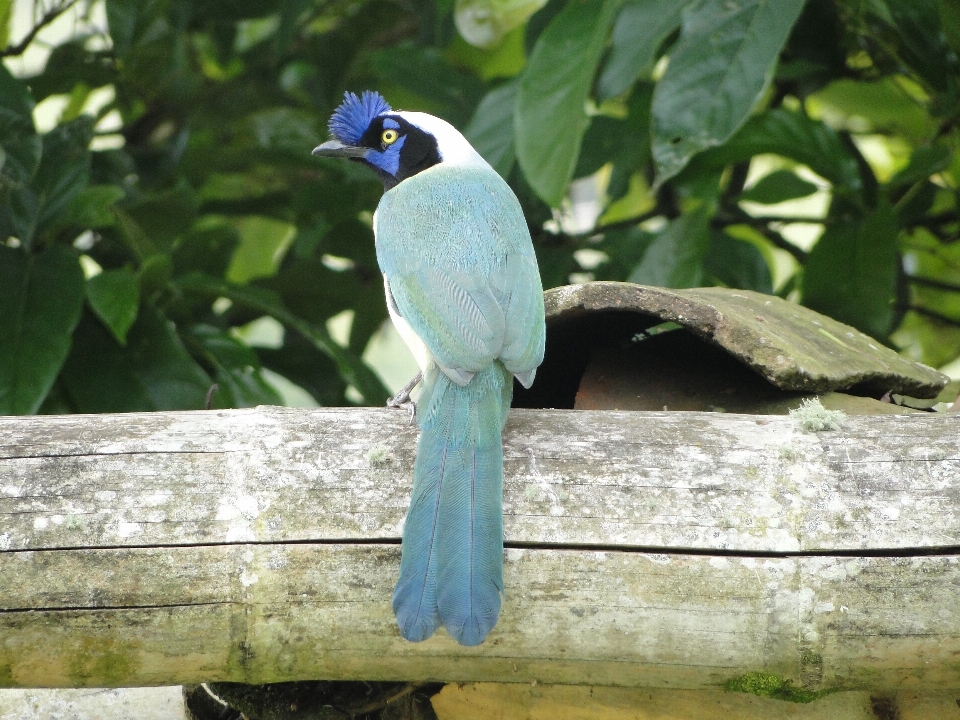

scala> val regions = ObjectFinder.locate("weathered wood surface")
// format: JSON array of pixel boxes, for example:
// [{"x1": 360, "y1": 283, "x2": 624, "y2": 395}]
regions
[{"x1": 1, "y1": 407, "x2": 959, "y2": 692}]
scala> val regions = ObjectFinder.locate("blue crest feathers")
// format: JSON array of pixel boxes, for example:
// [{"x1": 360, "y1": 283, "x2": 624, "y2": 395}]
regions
[{"x1": 328, "y1": 91, "x2": 392, "y2": 145}]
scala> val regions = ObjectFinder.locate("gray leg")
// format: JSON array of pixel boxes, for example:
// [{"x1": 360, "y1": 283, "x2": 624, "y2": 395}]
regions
[{"x1": 387, "y1": 371, "x2": 422, "y2": 422}]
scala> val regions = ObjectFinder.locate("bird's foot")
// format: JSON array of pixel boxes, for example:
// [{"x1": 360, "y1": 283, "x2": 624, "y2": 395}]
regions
[{"x1": 387, "y1": 371, "x2": 422, "y2": 424}]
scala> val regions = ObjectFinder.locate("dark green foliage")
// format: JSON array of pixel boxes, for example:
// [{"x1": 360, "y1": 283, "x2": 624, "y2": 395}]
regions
[
  {"x1": 1, "y1": 0, "x2": 958, "y2": 416},
  {"x1": 0, "y1": 245, "x2": 84, "y2": 414}
]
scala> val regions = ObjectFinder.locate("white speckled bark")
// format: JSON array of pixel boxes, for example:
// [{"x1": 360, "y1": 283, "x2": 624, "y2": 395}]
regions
[
  {"x1": 0, "y1": 407, "x2": 958, "y2": 692},
  {"x1": 0, "y1": 687, "x2": 185, "y2": 719}
]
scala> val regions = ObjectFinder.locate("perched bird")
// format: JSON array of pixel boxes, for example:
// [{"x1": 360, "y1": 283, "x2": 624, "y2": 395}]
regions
[{"x1": 313, "y1": 91, "x2": 545, "y2": 646}]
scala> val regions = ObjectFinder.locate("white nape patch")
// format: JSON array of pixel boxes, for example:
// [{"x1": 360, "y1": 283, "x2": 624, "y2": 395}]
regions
[{"x1": 395, "y1": 111, "x2": 488, "y2": 169}]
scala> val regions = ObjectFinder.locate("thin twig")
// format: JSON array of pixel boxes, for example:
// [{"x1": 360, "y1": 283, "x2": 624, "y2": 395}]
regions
[
  {"x1": 908, "y1": 275, "x2": 960, "y2": 294},
  {"x1": 713, "y1": 208, "x2": 809, "y2": 263},
  {"x1": 586, "y1": 207, "x2": 665, "y2": 238},
  {"x1": 908, "y1": 304, "x2": 960, "y2": 328},
  {"x1": 346, "y1": 682, "x2": 429, "y2": 716},
  {"x1": 743, "y1": 215, "x2": 828, "y2": 225},
  {"x1": 0, "y1": 0, "x2": 83, "y2": 57}
]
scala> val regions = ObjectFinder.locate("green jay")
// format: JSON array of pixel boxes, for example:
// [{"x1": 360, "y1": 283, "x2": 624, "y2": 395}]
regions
[{"x1": 313, "y1": 91, "x2": 545, "y2": 646}]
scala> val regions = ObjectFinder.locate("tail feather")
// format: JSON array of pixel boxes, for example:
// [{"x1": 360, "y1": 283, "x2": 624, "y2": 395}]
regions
[
  {"x1": 436, "y1": 440, "x2": 503, "y2": 645},
  {"x1": 391, "y1": 434, "x2": 444, "y2": 642},
  {"x1": 392, "y1": 363, "x2": 512, "y2": 645}
]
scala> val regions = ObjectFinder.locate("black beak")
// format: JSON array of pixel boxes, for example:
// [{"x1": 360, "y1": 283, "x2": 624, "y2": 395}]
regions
[{"x1": 311, "y1": 140, "x2": 368, "y2": 158}]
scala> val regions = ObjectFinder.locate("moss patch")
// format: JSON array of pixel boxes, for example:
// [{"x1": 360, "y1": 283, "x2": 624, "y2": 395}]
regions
[{"x1": 723, "y1": 671, "x2": 834, "y2": 703}]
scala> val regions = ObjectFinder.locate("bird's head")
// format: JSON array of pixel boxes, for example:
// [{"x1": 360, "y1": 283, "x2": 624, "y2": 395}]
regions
[{"x1": 312, "y1": 90, "x2": 484, "y2": 190}]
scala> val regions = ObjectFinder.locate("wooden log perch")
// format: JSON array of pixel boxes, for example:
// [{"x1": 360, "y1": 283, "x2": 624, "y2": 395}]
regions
[{"x1": 1, "y1": 407, "x2": 959, "y2": 692}]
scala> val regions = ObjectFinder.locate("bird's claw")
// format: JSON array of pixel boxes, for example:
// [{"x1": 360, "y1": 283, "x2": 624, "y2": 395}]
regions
[{"x1": 387, "y1": 371, "x2": 422, "y2": 424}]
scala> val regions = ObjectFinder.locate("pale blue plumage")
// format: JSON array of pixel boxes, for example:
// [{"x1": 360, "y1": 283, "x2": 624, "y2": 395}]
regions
[
  {"x1": 377, "y1": 165, "x2": 544, "y2": 382},
  {"x1": 393, "y1": 363, "x2": 511, "y2": 644},
  {"x1": 314, "y1": 93, "x2": 544, "y2": 646},
  {"x1": 378, "y1": 162, "x2": 544, "y2": 645}
]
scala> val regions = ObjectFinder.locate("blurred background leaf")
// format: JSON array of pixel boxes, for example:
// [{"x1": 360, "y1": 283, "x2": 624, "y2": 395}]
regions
[{"x1": 0, "y1": 0, "x2": 958, "y2": 418}]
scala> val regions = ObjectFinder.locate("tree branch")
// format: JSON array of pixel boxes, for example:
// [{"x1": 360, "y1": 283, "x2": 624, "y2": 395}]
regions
[
  {"x1": 741, "y1": 215, "x2": 828, "y2": 225},
  {"x1": 908, "y1": 304, "x2": 960, "y2": 328},
  {"x1": 908, "y1": 275, "x2": 960, "y2": 294},
  {"x1": 0, "y1": 0, "x2": 83, "y2": 58},
  {"x1": 583, "y1": 207, "x2": 665, "y2": 238},
  {"x1": 713, "y1": 208, "x2": 809, "y2": 263}
]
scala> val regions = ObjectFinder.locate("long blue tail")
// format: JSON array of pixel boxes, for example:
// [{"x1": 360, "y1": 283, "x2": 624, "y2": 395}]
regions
[{"x1": 392, "y1": 363, "x2": 512, "y2": 646}]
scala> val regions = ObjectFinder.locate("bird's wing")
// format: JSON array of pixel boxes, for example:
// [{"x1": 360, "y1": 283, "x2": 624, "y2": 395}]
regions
[
  {"x1": 375, "y1": 165, "x2": 543, "y2": 385},
  {"x1": 386, "y1": 265, "x2": 505, "y2": 384},
  {"x1": 488, "y1": 251, "x2": 545, "y2": 384}
]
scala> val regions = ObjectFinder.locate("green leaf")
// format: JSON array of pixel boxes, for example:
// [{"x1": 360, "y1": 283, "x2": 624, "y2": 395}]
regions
[
  {"x1": 802, "y1": 202, "x2": 899, "y2": 340},
  {"x1": 447, "y1": 26, "x2": 527, "y2": 80},
  {"x1": 606, "y1": 85, "x2": 653, "y2": 200},
  {"x1": 877, "y1": 0, "x2": 960, "y2": 102},
  {"x1": 175, "y1": 274, "x2": 390, "y2": 405},
  {"x1": 183, "y1": 325, "x2": 282, "y2": 408},
  {"x1": 0, "y1": 183, "x2": 38, "y2": 246},
  {"x1": 652, "y1": 0, "x2": 806, "y2": 184},
  {"x1": 256, "y1": 332, "x2": 348, "y2": 407},
  {"x1": 315, "y1": 217, "x2": 378, "y2": 269},
  {"x1": 0, "y1": 245, "x2": 85, "y2": 415},
  {"x1": 0, "y1": 63, "x2": 35, "y2": 120},
  {"x1": 597, "y1": 0, "x2": 685, "y2": 100},
  {"x1": 940, "y1": 0, "x2": 960, "y2": 55},
  {"x1": 258, "y1": 256, "x2": 381, "y2": 326},
  {"x1": 739, "y1": 169, "x2": 818, "y2": 204},
  {"x1": 704, "y1": 229, "x2": 773, "y2": 294},
  {"x1": 0, "y1": 131, "x2": 40, "y2": 185},
  {"x1": 532, "y1": 242, "x2": 579, "y2": 290},
  {"x1": 0, "y1": 67, "x2": 41, "y2": 243},
  {"x1": 10, "y1": 117, "x2": 94, "y2": 245},
  {"x1": 515, "y1": 0, "x2": 621, "y2": 207},
  {"x1": 65, "y1": 184, "x2": 127, "y2": 228},
  {"x1": 61, "y1": 305, "x2": 213, "y2": 413},
  {"x1": 592, "y1": 226, "x2": 654, "y2": 281},
  {"x1": 106, "y1": 0, "x2": 167, "y2": 59},
  {"x1": 888, "y1": 143, "x2": 953, "y2": 188},
  {"x1": 226, "y1": 216, "x2": 296, "y2": 284},
  {"x1": 23, "y1": 40, "x2": 115, "y2": 102},
  {"x1": 87, "y1": 268, "x2": 141, "y2": 345},
  {"x1": 809, "y1": 78, "x2": 937, "y2": 143},
  {"x1": 122, "y1": 183, "x2": 198, "y2": 252},
  {"x1": 696, "y1": 108, "x2": 862, "y2": 191},
  {"x1": 172, "y1": 223, "x2": 242, "y2": 278},
  {"x1": 370, "y1": 46, "x2": 486, "y2": 128},
  {"x1": 628, "y1": 208, "x2": 710, "y2": 288},
  {"x1": 139, "y1": 254, "x2": 173, "y2": 300},
  {"x1": 248, "y1": 107, "x2": 321, "y2": 154},
  {"x1": 574, "y1": 115, "x2": 629, "y2": 180},
  {"x1": 454, "y1": 0, "x2": 549, "y2": 48},
  {"x1": 465, "y1": 79, "x2": 518, "y2": 179},
  {"x1": 0, "y1": 0, "x2": 11, "y2": 49}
]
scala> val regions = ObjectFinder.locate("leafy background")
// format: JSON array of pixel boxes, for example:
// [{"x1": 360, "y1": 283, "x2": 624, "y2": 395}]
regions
[{"x1": 2, "y1": 0, "x2": 959, "y2": 416}]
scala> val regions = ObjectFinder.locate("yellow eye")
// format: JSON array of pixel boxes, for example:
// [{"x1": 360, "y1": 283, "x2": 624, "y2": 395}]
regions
[{"x1": 381, "y1": 129, "x2": 399, "y2": 145}]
